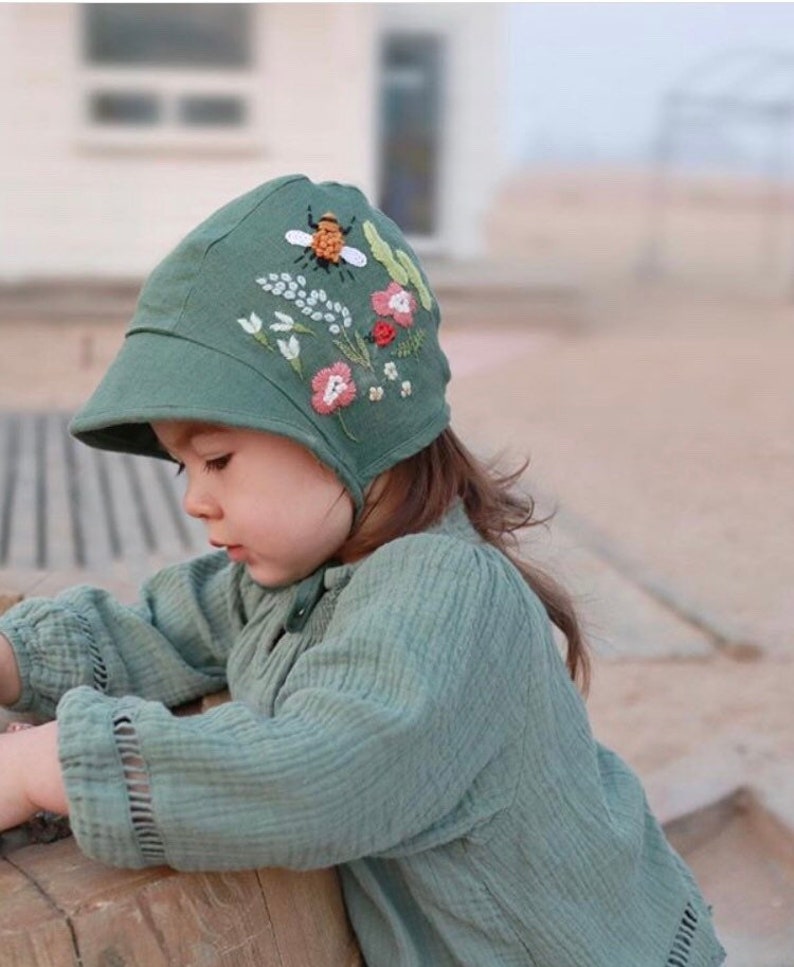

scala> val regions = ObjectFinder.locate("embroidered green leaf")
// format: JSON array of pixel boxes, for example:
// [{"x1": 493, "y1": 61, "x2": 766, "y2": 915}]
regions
[
  {"x1": 396, "y1": 249, "x2": 433, "y2": 310},
  {"x1": 354, "y1": 331, "x2": 373, "y2": 368},
  {"x1": 394, "y1": 329, "x2": 427, "y2": 359},
  {"x1": 363, "y1": 221, "x2": 409, "y2": 285},
  {"x1": 333, "y1": 338, "x2": 368, "y2": 369},
  {"x1": 291, "y1": 321, "x2": 315, "y2": 336},
  {"x1": 288, "y1": 356, "x2": 303, "y2": 378}
]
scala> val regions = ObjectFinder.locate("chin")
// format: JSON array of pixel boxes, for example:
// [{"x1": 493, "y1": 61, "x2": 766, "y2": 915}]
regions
[{"x1": 245, "y1": 561, "x2": 310, "y2": 589}]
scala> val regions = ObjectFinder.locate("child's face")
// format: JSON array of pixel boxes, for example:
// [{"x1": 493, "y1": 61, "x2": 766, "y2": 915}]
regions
[{"x1": 151, "y1": 421, "x2": 354, "y2": 587}]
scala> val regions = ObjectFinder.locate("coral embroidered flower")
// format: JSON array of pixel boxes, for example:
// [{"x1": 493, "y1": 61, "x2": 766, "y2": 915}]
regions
[
  {"x1": 371, "y1": 321, "x2": 397, "y2": 347},
  {"x1": 371, "y1": 282, "x2": 417, "y2": 328},
  {"x1": 311, "y1": 362, "x2": 357, "y2": 415}
]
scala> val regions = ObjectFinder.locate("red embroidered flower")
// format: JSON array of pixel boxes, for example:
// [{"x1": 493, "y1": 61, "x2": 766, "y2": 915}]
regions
[
  {"x1": 370, "y1": 282, "x2": 417, "y2": 328},
  {"x1": 311, "y1": 362, "x2": 357, "y2": 415},
  {"x1": 372, "y1": 321, "x2": 397, "y2": 347}
]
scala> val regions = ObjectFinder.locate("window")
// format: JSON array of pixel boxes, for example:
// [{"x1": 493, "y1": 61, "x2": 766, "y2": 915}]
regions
[
  {"x1": 78, "y1": 4, "x2": 260, "y2": 149},
  {"x1": 378, "y1": 33, "x2": 443, "y2": 238}
]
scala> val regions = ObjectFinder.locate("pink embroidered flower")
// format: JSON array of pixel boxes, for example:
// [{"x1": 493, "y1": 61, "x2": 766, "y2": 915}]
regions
[
  {"x1": 311, "y1": 362, "x2": 357, "y2": 415},
  {"x1": 371, "y1": 282, "x2": 417, "y2": 328},
  {"x1": 371, "y1": 320, "x2": 397, "y2": 347}
]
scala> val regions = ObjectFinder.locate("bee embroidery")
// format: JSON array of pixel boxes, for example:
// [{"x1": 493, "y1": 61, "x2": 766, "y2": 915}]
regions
[{"x1": 285, "y1": 208, "x2": 368, "y2": 279}]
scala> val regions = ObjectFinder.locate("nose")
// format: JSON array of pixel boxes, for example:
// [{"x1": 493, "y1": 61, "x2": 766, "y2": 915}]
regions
[{"x1": 182, "y1": 476, "x2": 221, "y2": 521}]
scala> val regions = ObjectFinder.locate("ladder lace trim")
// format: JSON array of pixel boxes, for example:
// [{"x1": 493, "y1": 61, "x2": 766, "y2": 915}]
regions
[
  {"x1": 665, "y1": 901, "x2": 699, "y2": 967},
  {"x1": 112, "y1": 713, "x2": 166, "y2": 864}
]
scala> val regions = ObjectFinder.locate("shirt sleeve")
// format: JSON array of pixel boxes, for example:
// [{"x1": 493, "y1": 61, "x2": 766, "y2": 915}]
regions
[
  {"x1": 0, "y1": 552, "x2": 256, "y2": 719},
  {"x1": 56, "y1": 535, "x2": 540, "y2": 871}
]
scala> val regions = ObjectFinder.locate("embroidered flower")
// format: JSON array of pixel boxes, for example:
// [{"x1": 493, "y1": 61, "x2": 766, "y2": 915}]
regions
[
  {"x1": 400, "y1": 380, "x2": 412, "y2": 398},
  {"x1": 277, "y1": 335, "x2": 300, "y2": 359},
  {"x1": 383, "y1": 361, "x2": 399, "y2": 381},
  {"x1": 311, "y1": 362, "x2": 357, "y2": 415},
  {"x1": 371, "y1": 321, "x2": 397, "y2": 347},
  {"x1": 371, "y1": 282, "x2": 417, "y2": 328},
  {"x1": 368, "y1": 386, "x2": 385, "y2": 402},
  {"x1": 270, "y1": 311, "x2": 295, "y2": 332},
  {"x1": 269, "y1": 310, "x2": 315, "y2": 337},
  {"x1": 237, "y1": 312, "x2": 263, "y2": 334},
  {"x1": 276, "y1": 335, "x2": 302, "y2": 376}
]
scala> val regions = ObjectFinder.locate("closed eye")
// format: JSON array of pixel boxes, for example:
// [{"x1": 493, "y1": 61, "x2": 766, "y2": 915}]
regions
[{"x1": 203, "y1": 454, "x2": 232, "y2": 474}]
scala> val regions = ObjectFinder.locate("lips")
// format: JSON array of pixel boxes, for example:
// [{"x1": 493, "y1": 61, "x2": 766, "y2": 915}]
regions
[{"x1": 210, "y1": 540, "x2": 247, "y2": 563}]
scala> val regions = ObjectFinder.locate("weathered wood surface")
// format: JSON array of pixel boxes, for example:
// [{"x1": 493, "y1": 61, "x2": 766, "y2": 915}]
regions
[
  {"x1": 0, "y1": 598, "x2": 363, "y2": 967},
  {"x1": 0, "y1": 838, "x2": 362, "y2": 967},
  {"x1": 0, "y1": 410, "x2": 206, "y2": 588}
]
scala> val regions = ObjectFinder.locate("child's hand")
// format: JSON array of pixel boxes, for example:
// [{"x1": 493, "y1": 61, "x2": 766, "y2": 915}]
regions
[{"x1": 0, "y1": 722, "x2": 68, "y2": 831}]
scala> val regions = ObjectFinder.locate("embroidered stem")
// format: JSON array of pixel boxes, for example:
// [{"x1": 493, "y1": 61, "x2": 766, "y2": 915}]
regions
[
  {"x1": 333, "y1": 330, "x2": 372, "y2": 370},
  {"x1": 336, "y1": 410, "x2": 359, "y2": 442}
]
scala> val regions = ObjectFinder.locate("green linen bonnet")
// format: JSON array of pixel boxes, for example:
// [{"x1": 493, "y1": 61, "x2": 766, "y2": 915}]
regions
[{"x1": 70, "y1": 174, "x2": 452, "y2": 510}]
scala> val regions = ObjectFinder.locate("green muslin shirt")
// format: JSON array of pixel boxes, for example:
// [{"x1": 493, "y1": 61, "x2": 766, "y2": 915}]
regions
[{"x1": 0, "y1": 505, "x2": 725, "y2": 966}]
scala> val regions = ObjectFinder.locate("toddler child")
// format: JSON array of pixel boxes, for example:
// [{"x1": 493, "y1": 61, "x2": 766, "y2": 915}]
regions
[{"x1": 0, "y1": 174, "x2": 725, "y2": 966}]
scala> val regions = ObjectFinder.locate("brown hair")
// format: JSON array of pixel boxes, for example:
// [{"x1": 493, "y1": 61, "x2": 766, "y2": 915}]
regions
[{"x1": 341, "y1": 427, "x2": 591, "y2": 695}]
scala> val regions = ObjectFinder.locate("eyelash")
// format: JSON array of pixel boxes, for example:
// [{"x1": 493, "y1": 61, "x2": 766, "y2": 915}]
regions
[
  {"x1": 173, "y1": 455, "x2": 231, "y2": 476},
  {"x1": 204, "y1": 455, "x2": 231, "y2": 474}
]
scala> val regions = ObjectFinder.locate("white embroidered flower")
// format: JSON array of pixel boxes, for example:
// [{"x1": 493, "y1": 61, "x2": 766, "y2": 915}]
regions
[
  {"x1": 400, "y1": 380, "x2": 412, "y2": 398},
  {"x1": 383, "y1": 362, "x2": 398, "y2": 381},
  {"x1": 329, "y1": 324, "x2": 341, "y2": 335},
  {"x1": 368, "y1": 386, "x2": 385, "y2": 402},
  {"x1": 277, "y1": 335, "x2": 300, "y2": 361},
  {"x1": 270, "y1": 311, "x2": 294, "y2": 332},
  {"x1": 237, "y1": 312, "x2": 263, "y2": 334}
]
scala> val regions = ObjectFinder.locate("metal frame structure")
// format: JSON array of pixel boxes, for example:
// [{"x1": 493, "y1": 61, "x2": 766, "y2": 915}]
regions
[{"x1": 639, "y1": 48, "x2": 794, "y2": 287}]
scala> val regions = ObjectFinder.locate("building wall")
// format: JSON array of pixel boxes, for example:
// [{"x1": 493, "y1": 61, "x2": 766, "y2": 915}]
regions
[
  {"x1": 0, "y1": 3, "x2": 506, "y2": 279},
  {"x1": 0, "y1": 4, "x2": 378, "y2": 279},
  {"x1": 377, "y1": 4, "x2": 508, "y2": 259}
]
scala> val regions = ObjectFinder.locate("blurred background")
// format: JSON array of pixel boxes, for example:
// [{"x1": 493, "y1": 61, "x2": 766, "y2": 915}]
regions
[{"x1": 0, "y1": 4, "x2": 793, "y2": 964}]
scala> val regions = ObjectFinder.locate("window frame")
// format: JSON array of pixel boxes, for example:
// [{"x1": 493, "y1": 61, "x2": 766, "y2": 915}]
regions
[{"x1": 73, "y1": 6, "x2": 264, "y2": 154}]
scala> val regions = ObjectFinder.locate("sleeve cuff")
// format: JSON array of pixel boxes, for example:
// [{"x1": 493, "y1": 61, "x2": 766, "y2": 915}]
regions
[
  {"x1": 0, "y1": 599, "x2": 109, "y2": 717},
  {"x1": 58, "y1": 687, "x2": 159, "y2": 868}
]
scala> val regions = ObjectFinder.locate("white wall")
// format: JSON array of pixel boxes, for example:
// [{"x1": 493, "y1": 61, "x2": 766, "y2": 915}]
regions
[
  {"x1": 0, "y1": 4, "x2": 378, "y2": 279},
  {"x1": 377, "y1": 3, "x2": 508, "y2": 259}
]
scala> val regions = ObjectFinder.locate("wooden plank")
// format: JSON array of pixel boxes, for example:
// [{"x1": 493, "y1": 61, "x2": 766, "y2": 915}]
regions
[
  {"x1": 0, "y1": 414, "x2": 20, "y2": 567},
  {"x1": 72, "y1": 437, "x2": 117, "y2": 574},
  {"x1": 43, "y1": 413, "x2": 75, "y2": 572},
  {"x1": 10, "y1": 836, "x2": 361, "y2": 967},
  {"x1": 258, "y1": 866, "x2": 363, "y2": 967},
  {"x1": 7, "y1": 413, "x2": 37, "y2": 571},
  {"x1": 0, "y1": 856, "x2": 78, "y2": 967}
]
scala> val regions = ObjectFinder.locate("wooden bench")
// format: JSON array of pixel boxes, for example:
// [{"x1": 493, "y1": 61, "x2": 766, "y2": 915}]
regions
[{"x1": 0, "y1": 410, "x2": 206, "y2": 588}]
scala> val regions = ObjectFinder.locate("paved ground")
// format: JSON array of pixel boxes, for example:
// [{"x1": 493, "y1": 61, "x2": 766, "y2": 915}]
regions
[{"x1": 0, "y1": 279, "x2": 792, "y2": 963}]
